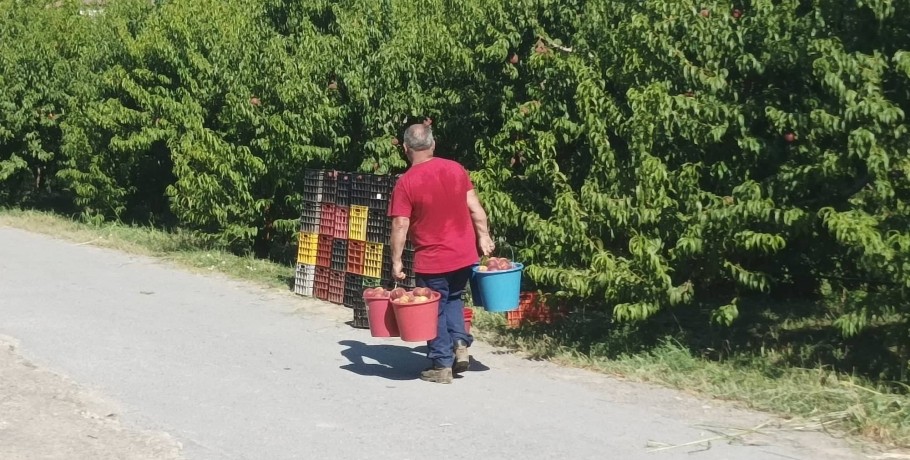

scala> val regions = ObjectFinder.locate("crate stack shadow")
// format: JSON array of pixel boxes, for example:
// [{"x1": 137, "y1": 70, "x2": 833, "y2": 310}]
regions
[{"x1": 294, "y1": 169, "x2": 416, "y2": 329}]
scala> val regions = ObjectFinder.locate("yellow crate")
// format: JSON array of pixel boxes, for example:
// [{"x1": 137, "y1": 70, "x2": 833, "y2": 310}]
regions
[
  {"x1": 296, "y1": 232, "x2": 318, "y2": 265},
  {"x1": 363, "y1": 242, "x2": 384, "y2": 279},
  {"x1": 348, "y1": 205, "x2": 368, "y2": 241}
]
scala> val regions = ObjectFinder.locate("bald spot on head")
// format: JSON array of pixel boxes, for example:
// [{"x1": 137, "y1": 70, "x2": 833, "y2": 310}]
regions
[{"x1": 403, "y1": 124, "x2": 434, "y2": 152}]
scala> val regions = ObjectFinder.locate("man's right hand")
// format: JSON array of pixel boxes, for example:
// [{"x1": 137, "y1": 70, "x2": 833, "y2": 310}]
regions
[
  {"x1": 478, "y1": 235, "x2": 495, "y2": 256},
  {"x1": 392, "y1": 260, "x2": 406, "y2": 281}
]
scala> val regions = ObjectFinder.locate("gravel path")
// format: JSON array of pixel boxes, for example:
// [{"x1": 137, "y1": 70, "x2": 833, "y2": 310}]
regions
[{"x1": 0, "y1": 226, "x2": 870, "y2": 459}]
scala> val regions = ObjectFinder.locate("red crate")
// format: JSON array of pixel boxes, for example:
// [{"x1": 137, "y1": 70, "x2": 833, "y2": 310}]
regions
[
  {"x1": 319, "y1": 203, "x2": 335, "y2": 236},
  {"x1": 328, "y1": 270, "x2": 345, "y2": 304},
  {"x1": 506, "y1": 292, "x2": 566, "y2": 327},
  {"x1": 315, "y1": 266, "x2": 331, "y2": 301},
  {"x1": 316, "y1": 234, "x2": 333, "y2": 268},
  {"x1": 506, "y1": 292, "x2": 538, "y2": 328},
  {"x1": 333, "y1": 205, "x2": 349, "y2": 239},
  {"x1": 346, "y1": 240, "x2": 365, "y2": 275}
]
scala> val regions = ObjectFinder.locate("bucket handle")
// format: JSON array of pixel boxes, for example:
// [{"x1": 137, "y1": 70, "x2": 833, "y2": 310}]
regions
[{"x1": 481, "y1": 237, "x2": 515, "y2": 264}]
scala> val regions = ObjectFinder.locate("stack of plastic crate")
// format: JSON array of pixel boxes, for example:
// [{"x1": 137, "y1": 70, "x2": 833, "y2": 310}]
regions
[
  {"x1": 293, "y1": 171, "x2": 322, "y2": 297},
  {"x1": 322, "y1": 174, "x2": 345, "y2": 305},
  {"x1": 299, "y1": 169, "x2": 341, "y2": 304},
  {"x1": 297, "y1": 169, "x2": 422, "y2": 327},
  {"x1": 344, "y1": 192, "x2": 371, "y2": 313}
]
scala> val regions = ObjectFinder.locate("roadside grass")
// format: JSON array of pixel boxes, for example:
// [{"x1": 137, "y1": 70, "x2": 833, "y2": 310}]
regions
[
  {"x1": 472, "y1": 311, "x2": 910, "y2": 449},
  {"x1": 2, "y1": 209, "x2": 908, "y2": 450}
]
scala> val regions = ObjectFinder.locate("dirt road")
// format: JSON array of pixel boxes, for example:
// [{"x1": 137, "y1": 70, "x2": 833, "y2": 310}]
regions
[{"x1": 0, "y1": 227, "x2": 872, "y2": 459}]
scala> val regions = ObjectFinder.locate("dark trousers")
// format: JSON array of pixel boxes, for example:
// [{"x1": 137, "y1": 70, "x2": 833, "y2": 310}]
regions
[{"x1": 416, "y1": 266, "x2": 474, "y2": 368}]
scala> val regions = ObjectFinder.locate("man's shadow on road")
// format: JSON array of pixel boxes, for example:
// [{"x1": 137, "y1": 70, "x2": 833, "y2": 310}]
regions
[{"x1": 338, "y1": 340, "x2": 490, "y2": 381}]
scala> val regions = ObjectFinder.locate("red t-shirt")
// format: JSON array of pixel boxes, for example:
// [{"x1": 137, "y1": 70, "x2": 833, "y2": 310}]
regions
[{"x1": 387, "y1": 158, "x2": 479, "y2": 274}]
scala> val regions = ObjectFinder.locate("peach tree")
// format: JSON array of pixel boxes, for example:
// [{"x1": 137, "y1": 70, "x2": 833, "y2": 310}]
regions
[
  {"x1": 457, "y1": 0, "x2": 909, "y2": 340},
  {"x1": 2, "y1": 0, "x2": 907, "y2": 350}
]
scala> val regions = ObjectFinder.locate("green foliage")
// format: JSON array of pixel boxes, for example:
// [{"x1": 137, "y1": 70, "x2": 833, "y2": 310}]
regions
[
  {"x1": 0, "y1": 0, "x2": 94, "y2": 207},
  {"x1": 0, "y1": 0, "x2": 908, "y2": 372}
]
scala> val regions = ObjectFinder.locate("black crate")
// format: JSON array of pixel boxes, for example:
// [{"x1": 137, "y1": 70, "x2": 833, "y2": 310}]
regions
[
  {"x1": 398, "y1": 280, "x2": 416, "y2": 291},
  {"x1": 380, "y1": 247, "x2": 415, "y2": 287},
  {"x1": 343, "y1": 274, "x2": 364, "y2": 310},
  {"x1": 336, "y1": 173, "x2": 352, "y2": 207},
  {"x1": 403, "y1": 247, "x2": 415, "y2": 264},
  {"x1": 370, "y1": 174, "x2": 393, "y2": 195},
  {"x1": 321, "y1": 170, "x2": 338, "y2": 204},
  {"x1": 366, "y1": 226, "x2": 389, "y2": 245},
  {"x1": 352, "y1": 305, "x2": 370, "y2": 329},
  {"x1": 381, "y1": 249, "x2": 392, "y2": 282},
  {"x1": 331, "y1": 239, "x2": 348, "y2": 272},
  {"x1": 402, "y1": 248, "x2": 415, "y2": 285},
  {"x1": 370, "y1": 175, "x2": 393, "y2": 212},
  {"x1": 346, "y1": 275, "x2": 372, "y2": 328},
  {"x1": 367, "y1": 211, "x2": 389, "y2": 227},
  {"x1": 366, "y1": 212, "x2": 390, "y2": 244},
  {"x1": 303, "y1": 169, "x2": 324, "y2": 202},
  {"x1": 300, "y1": 201, "x2": 320, "y2": 234},
  {"x1": 351, "y1": 173, "x2": 372, "y2": 208}
]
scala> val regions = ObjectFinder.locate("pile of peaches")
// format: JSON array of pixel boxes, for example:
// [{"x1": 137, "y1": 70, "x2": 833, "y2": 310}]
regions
[
  {"x1": 362, "y1": 286, "x2": 439, "y2": 304},
  {"x1": 477, "y1": 257, "x2": 516, "y2": 272}
]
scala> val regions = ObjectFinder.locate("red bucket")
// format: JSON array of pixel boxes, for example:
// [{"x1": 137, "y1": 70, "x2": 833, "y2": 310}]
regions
[
  {"x1": 363, "y1": 293, "x2": 399, "y2": 338},
  {"x1": 463, "y1": 307, "x2": 473, "y2": 334},
  {"x1": 391, "y1": 292, "x2": 440, "y2": 342}
]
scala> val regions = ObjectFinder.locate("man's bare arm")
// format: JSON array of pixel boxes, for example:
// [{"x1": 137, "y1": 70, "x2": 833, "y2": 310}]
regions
[
  {"x1": 390, "y1": 216, "x2": 410, "y2": 277},
  {"x1": 467, "y1": 190, "x2": 495, "y2": 255}
]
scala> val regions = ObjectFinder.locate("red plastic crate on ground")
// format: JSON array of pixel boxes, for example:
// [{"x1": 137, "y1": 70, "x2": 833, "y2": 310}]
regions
[
  {"x1": 507, "y1": 292, "x2": 539, "y2": 328},
  {"x1": 332, "y1": 205, "x2": 349, "y2": 239},
  {"x1": 328, "y1": 270, "x2": 345, "y2": 304},
  {"x1": 346, "y1": 240, "x2": 365, "y2": 275},
  {"x1": 319, "y1": 203, "x2": 335, "y2": 236},
  {"x1": 506, "y1": 292, "x2": 564, "y2": 327},
  {"x1": 316, "y1": 234, "x2": 333, "y2": 268},
  {"x1": 315, "y1": 266, "x2": 331, "y2": 301}
]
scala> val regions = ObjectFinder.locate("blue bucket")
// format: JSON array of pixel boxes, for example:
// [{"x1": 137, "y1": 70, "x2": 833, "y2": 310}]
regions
[
  {"x1": 469, "y1": 263, "x2": 483, "y2": 308},
  {"x1": 472, "y1": 263, "x2": 524, "y2": 312}
]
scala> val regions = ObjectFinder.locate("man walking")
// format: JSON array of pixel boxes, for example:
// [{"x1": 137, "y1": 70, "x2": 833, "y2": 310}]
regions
[{"x1": 388, "y1": 122, "x2": 495, "y2": 384}]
